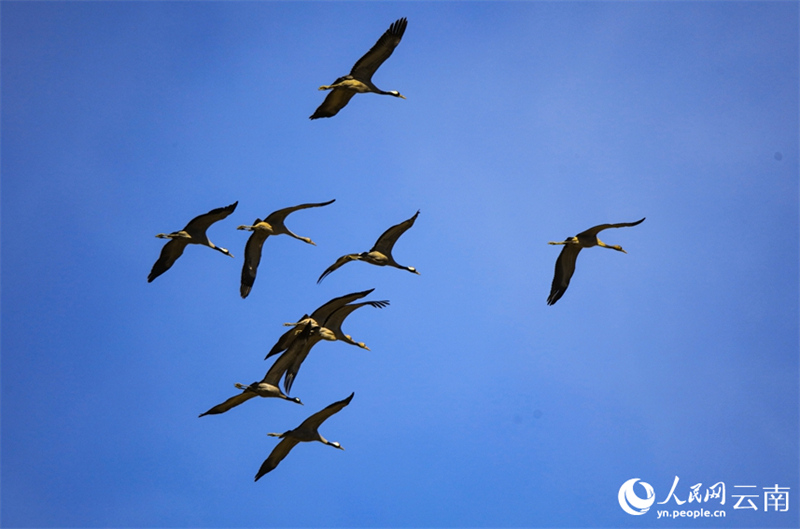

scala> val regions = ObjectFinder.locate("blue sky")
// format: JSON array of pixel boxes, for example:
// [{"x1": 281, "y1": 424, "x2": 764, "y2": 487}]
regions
[{"x1": 1, "y1": 1, "x2": 798, "y2": 528}]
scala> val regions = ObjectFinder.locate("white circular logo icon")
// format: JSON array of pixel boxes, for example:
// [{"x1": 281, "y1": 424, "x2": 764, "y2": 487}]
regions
[{"x1": 618, "y1": 478, "x2": 655, "y2": 515}]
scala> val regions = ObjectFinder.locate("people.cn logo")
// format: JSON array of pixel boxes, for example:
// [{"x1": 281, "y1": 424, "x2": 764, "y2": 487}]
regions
[{"x1": 618, "y1": 478, "x2": 656, "y2": 515}]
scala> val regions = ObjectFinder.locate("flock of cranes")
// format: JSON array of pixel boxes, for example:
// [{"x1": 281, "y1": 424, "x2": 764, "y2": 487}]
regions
[
  {"x1": 148, "y1": 16, "x2": 645, "y2": 481},
  {"x1": 148, "y1": 196, "x2": 419, "y2": 478},
  {"x1": 148, "y1": 201, "x2": 420, "y2": 298}
]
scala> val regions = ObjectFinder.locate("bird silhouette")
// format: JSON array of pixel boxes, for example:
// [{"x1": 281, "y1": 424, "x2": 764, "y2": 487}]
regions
[
  {"x1": 238, "y1": 199, "x2": 335, "y2": 298},
  {"x1": 279, "y1": 299, "x2": 388, "y2": 394},
  {"x1": 317, "y1": 210, "x2": 420, "y2": 283},
  {"x1": 547, "y1": 218, "x2": 645, "y2": 305},
  {"x1": 255, "y1": 393, "x2": 354, "y2": 480},
  {"x1": 198, "y1": 324, "x2": 313, "y2": 417},
  {"x1": 148, "y1": 202, "x2": 238, "y2": 282},
  {"x1": 310, "y1": 18, "x2": 407, "y2": 119},
  {"x1": 266, "y1": 289, "x2": 377, "y2": 359}
]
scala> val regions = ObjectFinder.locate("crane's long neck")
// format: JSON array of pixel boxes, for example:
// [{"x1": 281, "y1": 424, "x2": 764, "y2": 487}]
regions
[
  {"x1": 210, "y1": 243, "x2": 233, "y2": 257},
  {"x1": 596, "y1": 239, "x2": 626, "y2": 253}
]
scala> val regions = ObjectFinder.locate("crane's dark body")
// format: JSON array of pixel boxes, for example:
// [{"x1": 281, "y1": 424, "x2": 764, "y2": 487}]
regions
[
  {"x1": 547, "y1": 218, "x2": 645, "y2": 305},
  {"x1": 264, "y1": 290, "x2": 388, "y2": 395},
  {"x1": 238, "y1": 199, "x2": 335, "y2": 298},
  {"x1": 198, "y1": 324, "x2": 314, "y2": 417},
  {"x1": 317, "y1": 210, "x2": 420, "y2": 283},
  {"x1": 254, "y1": 393, "x2": 354, "y2": 480},
  {"x1": 148, "y1": 202, "x2": 238, "y2": 282},
  {"x1": 310, "y1": 18, "x2": 407, "y2": 119},
  {"x1": 266, "y1": 289, "x2": 377, "y2": 359},
  {"x1": 279, "y1": 299, "x2": 388, "y2": 394}
]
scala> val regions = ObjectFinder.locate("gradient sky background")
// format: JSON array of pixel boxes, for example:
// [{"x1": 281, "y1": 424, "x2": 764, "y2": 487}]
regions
[{"x1": 1, "y1": 2, "x2": 798, "y2": 528}]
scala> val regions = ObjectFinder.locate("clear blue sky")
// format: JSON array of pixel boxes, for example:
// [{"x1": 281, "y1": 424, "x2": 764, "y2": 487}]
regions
[{"x1": 1, "y1": 2, "x2": 798, "y2": 528}]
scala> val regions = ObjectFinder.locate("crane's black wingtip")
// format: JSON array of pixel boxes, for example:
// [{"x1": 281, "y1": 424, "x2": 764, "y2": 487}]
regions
[
  {"x1": 310, "y1": 111, "x2": 334, "y2": 120},
  {"x1": 546, "y1": 291, "x2": 563, "y2": 306},
  {"x1": 254, "y1": 465, "x2": 274, "y2": 481},
  {"x1": 390, "y1": 17, "x2": 408, "y2": 36},
  {"x1": 284, "y1": 374, "x2": 295, "y2": 395}
]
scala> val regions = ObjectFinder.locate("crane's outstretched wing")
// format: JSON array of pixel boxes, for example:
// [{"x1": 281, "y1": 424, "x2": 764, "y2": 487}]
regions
[
  {"x1": 323, "y1": 300, "x2": 389, "y2": 348},
  {"x1": 148, "y1": 239, "x2": 188, "y2": 282},
  {"x1": 240, "y1": 223, "x2": 268, "y2": 299},
  {"x1": 263, "y1": 199, "x2": 336, "y2": 225},
  {"x1": 350, "y1": 18, "x2": 407, "y2": 82},
  {"x1": 579, "y1": 218, "x2": 645, "y2": 238},
  {"x1": 317, "y1": 254, "x2": 360, "y2": 283},
  {"x1": 283, "y1": 335, "x2": 323, "y2": 395},
  {"x1": 199, "y1": 390, "x2": 258, "y2": 417},
  {"x1": 266, "y1": 314, "x2": 310, "y2": 359},
  {"x1": 265, "y1": 323, "x2": 315, "y2": 389},
  {"x1": 310, "y1": 89, "x2": 357, "y2": 120},
  {"x1": 371, "y1": 210, "x2": 419, "y2": 255},
  {"x1": 255, "y1": 436, "x2": 301, "y2": 481},
  {"x1": 183, "y1": 201, "x2": 238, "y2": 233},
  {"x1": 547, "y1": 245, "x2": 581, "y2": 306},
  {"x1": 297, "y1": 393, "x2": 355, "y2": 432},
  {"x1": 310, "y1": 289, "x2": 375, "y2": 322}
]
